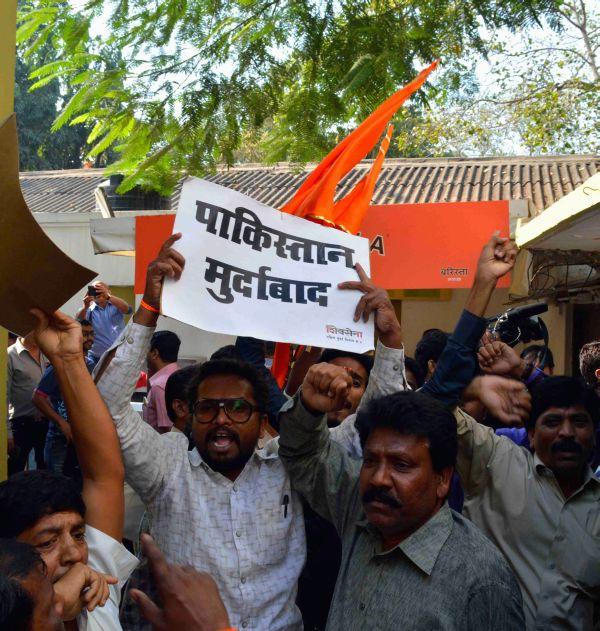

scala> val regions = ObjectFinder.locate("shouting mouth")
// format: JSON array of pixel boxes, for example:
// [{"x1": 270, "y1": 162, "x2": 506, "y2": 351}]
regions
[{"x1": 207, "y1": 429, "x2": 239, "y2": 453}]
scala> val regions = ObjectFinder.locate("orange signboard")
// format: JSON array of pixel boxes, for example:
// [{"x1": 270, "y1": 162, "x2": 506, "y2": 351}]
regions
[
  {"x1": 360, "y1": 201, "x2": 510, "y2": 289},
  {"x1": 134, "y1": 201, "x2": 510, "y2": 292},
  {"x1": 135, "y1": 215, "x2": 176, "y2": 293}
]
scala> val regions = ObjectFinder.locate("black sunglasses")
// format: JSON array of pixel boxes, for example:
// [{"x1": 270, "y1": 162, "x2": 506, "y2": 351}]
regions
[{"x1": 192, "y1": 398, "x2": 256, "y2": 424}]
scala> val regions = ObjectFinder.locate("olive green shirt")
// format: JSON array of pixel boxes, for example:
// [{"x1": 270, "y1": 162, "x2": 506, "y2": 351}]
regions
[
  {"x1": 456, "y1": 408, "x2": 600, "y2": 630},
  {"x1": 279, "y1": 396, "x2": 524, "y2": 630}
]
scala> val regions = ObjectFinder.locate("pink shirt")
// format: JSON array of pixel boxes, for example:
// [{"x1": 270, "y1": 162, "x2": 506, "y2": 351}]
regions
[{"x1": 143, "y1": 362, "x2": 179, "y2": 431}]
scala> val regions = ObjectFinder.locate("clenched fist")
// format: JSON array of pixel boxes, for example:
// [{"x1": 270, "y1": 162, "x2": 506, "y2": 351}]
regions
[{"x1": 300, "y1": 363, "x2": 353, "y2": 414}]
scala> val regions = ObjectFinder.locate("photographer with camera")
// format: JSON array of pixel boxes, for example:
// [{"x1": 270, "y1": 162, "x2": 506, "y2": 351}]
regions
[{"x1": 76, "y1": 281, "x2": 132, "y2": 363}]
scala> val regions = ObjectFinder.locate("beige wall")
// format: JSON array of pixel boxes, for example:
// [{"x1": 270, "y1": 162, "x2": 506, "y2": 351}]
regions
[{"x1": 398, "y1": 289, "x2": 571, "y2": 375}]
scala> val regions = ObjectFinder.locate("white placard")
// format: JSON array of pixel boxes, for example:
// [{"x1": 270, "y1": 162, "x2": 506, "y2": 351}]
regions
[{"x1": 162, "y1": 177, "x2": 374, "y2": 352}]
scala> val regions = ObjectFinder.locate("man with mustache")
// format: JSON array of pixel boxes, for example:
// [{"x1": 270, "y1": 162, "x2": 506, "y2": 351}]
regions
[
  {"x1": 278, "y1": 368, "x2": 524, "y2": 629},
  {"x1": 454, "y1": 375, "x2": 600, "y2": 629}
]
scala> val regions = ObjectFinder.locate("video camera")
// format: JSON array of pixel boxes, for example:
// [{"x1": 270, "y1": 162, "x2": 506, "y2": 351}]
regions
[{"x1": 486, "y1": 302, "x2": 549, "y2": 350}]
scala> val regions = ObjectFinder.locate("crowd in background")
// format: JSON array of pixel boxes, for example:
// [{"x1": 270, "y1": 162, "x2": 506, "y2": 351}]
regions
[{"x1": 2, "y1": 233, "x2": 600, "y2": 630}]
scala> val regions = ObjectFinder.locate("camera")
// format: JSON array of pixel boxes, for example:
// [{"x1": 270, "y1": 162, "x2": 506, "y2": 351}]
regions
[{"x1": 486, "y1": 303, "x2": 549, "y2": 348}]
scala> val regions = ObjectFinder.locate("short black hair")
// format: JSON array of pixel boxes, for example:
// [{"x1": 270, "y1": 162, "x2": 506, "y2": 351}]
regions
[
  {"x1": 77, "y1": 319, "x2": 92, "y2": 327},
  {"x1": 404, "y1": 356, "x2": 425, "y2": 389},
  {"x1": 521, "y1": 344, "x2": 554, "y2": 369},
  {"x1": 528, "y1": 376, "x2": 599, "y2": 430},
  {"x1": 579, "y1": 341, "x2": 600, "y2": 387},
  {"x1": 187, "y1": 358, "x2": 269, "y2": 414},
  {"x1": 415, "y1": 329, "x2": 449, "y2": 377},
  {"x1": 210, "y1": 345, "x2": 241, "y2": 361},
  {"x1": 165, "y1": 364, "x2": 200, "y2": 423},
  {"x1": 356, "y1": 391, "x2": 457, "y2": 472},
  {"x1": 150, "y1": 330, "x2": 181, "y2": 363},
  {"x1": 0, "y1": 539, "x2": 45, "y2": 631},
  {"x1": 319, "y1": 349, "x2": 373, "y2": 380},
  {"x1": 0, "y1": 471, "x2": 86, "y2": 538}
]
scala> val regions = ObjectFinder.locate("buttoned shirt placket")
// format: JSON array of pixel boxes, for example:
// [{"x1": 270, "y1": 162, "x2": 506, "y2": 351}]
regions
[
  {"x1": 95, "y1": 321, "x2": 306, "y2": 631},
  {"x1": 533, "y1": 462, "x2": 600, "y2": 630}
]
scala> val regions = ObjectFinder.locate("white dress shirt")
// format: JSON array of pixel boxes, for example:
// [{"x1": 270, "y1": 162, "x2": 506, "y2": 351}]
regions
[
  {"x1": 77, "y1": 526, "x2": 138, "y2": 631},
  {"x1": 95, "y1": 322, "x2": 306, "y2": 631}
]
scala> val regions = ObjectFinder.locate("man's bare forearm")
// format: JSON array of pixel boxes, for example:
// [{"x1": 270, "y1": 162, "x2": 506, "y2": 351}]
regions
[
  {"x1": 54, "y1": 357, "x2": 123, "y2": 482},
  {"x1": 54, "y1": 355, "x2": 124, "y2": 539},
  {"x1": 109, "y1": 294, "x2": 131, "y2": 314},
  {"x1": 133, "y1": 305, "x2": 159, "y2": 328}
]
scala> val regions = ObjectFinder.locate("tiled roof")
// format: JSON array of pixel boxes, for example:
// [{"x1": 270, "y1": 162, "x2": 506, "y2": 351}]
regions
[
  {"x1": 184, "y1": 155, "x2": 600, "y2": 213},
  {"x1": 20, "y1": 155, "x2": 600, "y2": 215},
  {"x1": 20, "y1": 168, "x2": 106, "y2": 214}
]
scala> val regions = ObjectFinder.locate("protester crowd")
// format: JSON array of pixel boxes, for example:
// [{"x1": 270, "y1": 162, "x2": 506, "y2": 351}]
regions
[{"x1": 2, "y1": 233, "x2": 600, "y2": 631}]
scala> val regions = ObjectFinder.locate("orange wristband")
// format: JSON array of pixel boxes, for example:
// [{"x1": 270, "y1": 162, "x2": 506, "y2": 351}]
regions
[
  {"x1": 140, "y1": 299, "x2": 160, "y2": 314},
  {"x1": 217, "y1": 628, "x2": 237, "y2": 631}
]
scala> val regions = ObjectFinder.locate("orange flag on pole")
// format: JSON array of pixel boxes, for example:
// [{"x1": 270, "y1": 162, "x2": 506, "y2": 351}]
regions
[
  {"x1": 280, "y1": 60, "x2": 438, "y2": 234},
  {"x1": 272, "y1": 61, "x2": 438, "y2": 385}
]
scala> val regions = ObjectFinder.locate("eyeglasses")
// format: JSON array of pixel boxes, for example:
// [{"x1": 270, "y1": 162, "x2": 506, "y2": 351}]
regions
[{"x1": 192, "y1": 398, "x2": 256, "y2": 424}]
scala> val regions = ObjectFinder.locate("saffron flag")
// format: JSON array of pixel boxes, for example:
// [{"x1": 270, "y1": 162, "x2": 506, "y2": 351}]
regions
[
  {"x1": 273, "y1": 61, "x2": 438, "y2": 382},
  {"x1": 280, "y1": 61, "x2": 438, "y2": 234}
]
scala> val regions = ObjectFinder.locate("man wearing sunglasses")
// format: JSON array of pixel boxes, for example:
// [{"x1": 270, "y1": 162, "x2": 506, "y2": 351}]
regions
[{"x1": 94, "y1": 233, "x2": 407, "y2": 631}]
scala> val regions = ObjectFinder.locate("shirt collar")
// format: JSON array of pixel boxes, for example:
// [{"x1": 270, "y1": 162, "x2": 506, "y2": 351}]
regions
[
  {"x1": 14, "y1": 338, "x2": 43, "y2": 363},
  {"x1": 14, "y1": 338, "x2": 28, "y2": 355},
  {"x1": 357, "y1": 503, "x2": 454, "y2": 576},
  {"x1": 148, "y1": 362, "x2": 178, "y2": 386},
  {"x1": 534, "y1": 453, "x2": 600, "y2": 490}
]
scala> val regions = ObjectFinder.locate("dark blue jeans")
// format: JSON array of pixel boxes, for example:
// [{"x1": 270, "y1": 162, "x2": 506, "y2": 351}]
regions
[{"x1": 44, "y1": 431, "x2": 68, "y2": 474}]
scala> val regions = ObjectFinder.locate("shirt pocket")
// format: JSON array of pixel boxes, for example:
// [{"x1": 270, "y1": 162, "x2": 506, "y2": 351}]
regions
[{"x1": 256, "y1": 494, "x2": 296, "y2": 566}]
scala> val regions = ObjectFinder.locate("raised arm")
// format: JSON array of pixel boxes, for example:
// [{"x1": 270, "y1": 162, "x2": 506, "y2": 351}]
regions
[
  {"x1": 31, "y1": 309, "x2": 125, "y2": 541},
  {"x1": 108, "y1": 295, "x2": 131, "y2": 315},
  {"x1": 330, "y1": 264, "x2": 407, "y2": 457},
  {"x1": 453, "y1": 378, "x2": 530, "y2": 498},
  {"x1": 75, "y1": 292, "x2": 94, "y2": 321},
  {"x1": 421, "y1": 233, "x2": 518, "y2": 408},
  {"x1": 95, "y1": 281, "x2": 132, "y2": 315},
  {"x1": 93, "y1": 234, "x2": 186, "y2": 504},
  {"x1": 279, "y1": 363, "x2": 362, "y2": 534}
]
